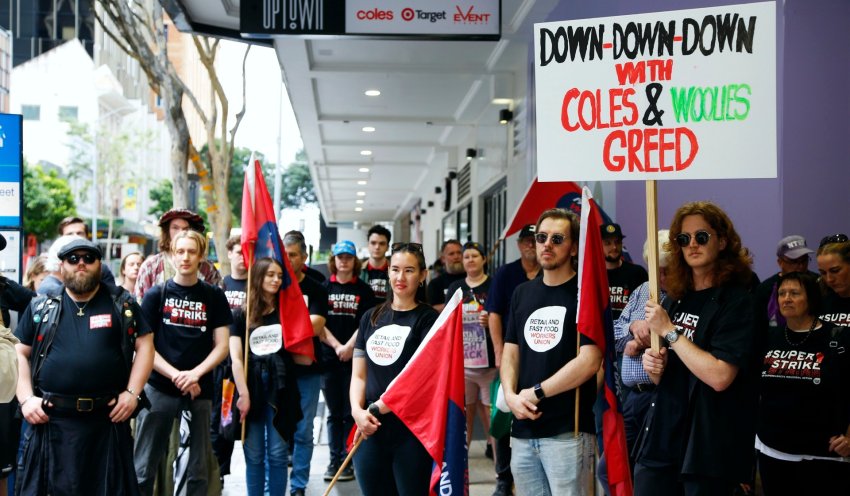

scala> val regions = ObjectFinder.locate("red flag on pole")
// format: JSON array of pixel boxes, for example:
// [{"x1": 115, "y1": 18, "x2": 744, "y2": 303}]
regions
[
  {"x1": 240, "y1": 154, "x2": 315, "y2": 361},
  {"x1": 577, "y1": 186, "x2": 633, "y2": 496},
  {"x1": 381, "y1": 290, "x2": 469, "y2": 496}
]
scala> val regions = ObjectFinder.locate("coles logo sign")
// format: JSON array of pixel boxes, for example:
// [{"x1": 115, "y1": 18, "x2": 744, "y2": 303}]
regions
[{"x1": 356, "y1": 8, "x2": 393, "y2": 20}]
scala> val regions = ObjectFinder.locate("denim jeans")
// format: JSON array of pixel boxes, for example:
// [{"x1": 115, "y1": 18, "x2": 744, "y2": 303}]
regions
[
  {"x1": 511, "y1": 432, "x2": 594, "y2": 496},
  {"x1": 290, "y1": 372, "x2": 320, "y2": 492},
  {"x1": 134, "y1": 384, "x2": 212, "y2": 496},
  {"x1": 244, "y1": 403, "x2": 288, "y2": 496},
  {"x1": 321, "y1": 363, "x2": 353, "y2": 466}
]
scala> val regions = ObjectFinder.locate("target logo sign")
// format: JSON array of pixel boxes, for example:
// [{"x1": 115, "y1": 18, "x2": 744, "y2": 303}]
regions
[{"x1": 401, "y1": 8, "x2": 415, "y2": 21}]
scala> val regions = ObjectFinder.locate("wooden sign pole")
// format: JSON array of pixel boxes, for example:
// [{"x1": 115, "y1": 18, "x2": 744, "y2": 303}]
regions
[{"x1": 645, "y1": 180, "x2": 662, "y2": 353}]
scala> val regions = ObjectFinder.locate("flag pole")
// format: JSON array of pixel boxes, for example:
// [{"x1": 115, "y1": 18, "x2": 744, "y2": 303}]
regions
[
  {"x1": 240, "y1": 258, "x2": 252, "y2": 442},
  {"x1": 574, "y1": 320, "x2": 580, "y2": 438},
  {"x1": 323, "y1": 435, "x2": 365, "y2": 496},
  {"x1": 645, "y1": 181, "x2": 662, "y2": 353}
]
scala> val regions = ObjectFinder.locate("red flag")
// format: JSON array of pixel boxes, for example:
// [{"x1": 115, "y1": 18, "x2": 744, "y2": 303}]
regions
[
  {"x1": 577, "y1": 187, "x2": 633, "y2": 496},
  {"x1": 241, "y1": 154, "x2": 315, "y2": 361},
  {"x1": 381, "y1": 289, "x2": 468, "y2": 496}
]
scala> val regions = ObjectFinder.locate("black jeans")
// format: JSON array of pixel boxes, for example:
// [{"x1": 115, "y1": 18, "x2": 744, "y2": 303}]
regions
[
  {"x1": 353, "y1": 414, "x2": 432, "y2": 496},
  {"x1": 321, "y1": 362, "x2": 353, "y2": 465},
  {"x1": 758, "y1": 452, "x2": 850, "y2": 496},
  {"x1": 634, "y1": 463, "x2": 737, "y2": 496}
]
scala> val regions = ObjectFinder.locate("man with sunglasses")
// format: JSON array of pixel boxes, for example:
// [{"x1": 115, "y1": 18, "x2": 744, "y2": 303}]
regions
[
  {"x1": 754, "y1": 235, "x2": 817, "y2": 333},
  {"x1": 428, "y1": 239, "x2": 466, "y2": 311},
  {"x1": 14, "y1": 238, "x2": 154, "y2": 494},
  {"x1": 501, "y1": 209, "x2": 602, "y2": 495}
]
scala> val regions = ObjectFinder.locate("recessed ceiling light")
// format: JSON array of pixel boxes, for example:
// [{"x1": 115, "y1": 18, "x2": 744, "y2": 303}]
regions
[
  {"x1": 365, "y1": 89, "x2": 381, "y2": 97},
  {"x1": 362, "y1": 126, "x2": 376, "y2": 133},
  {"x1": 358, "y1": 167, "x2": 370, "y2": 173},
  {"x1": 356, "y1": 191, "x2": 366, "y2": 196},
  {"x1": 360, "y1": 150, "x2": 372, "y2": 156},
  {"x1": 356, "y1": 199, "x2": 364, "y2": 204},
  {"x1": 355, "y1": 207, "x2": 363, "y2": 212},
  {"x1": 357, "y1": 180, "x2": 367, "y2": 185}
]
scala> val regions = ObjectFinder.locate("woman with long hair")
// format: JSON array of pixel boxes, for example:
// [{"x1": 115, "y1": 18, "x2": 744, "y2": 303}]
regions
[
  {"x1": 119, "y1": 251, "x2": 143, "y2": 295},
  {"x1": 816, "y1": 236, "x2": 850, "y2": 327},
  {"x1": 23, "y1": 255, "x2": 48, "y2": 292},
  {"x1": 229, "y1": 257, "x2": 301, "y2": 496},
  {"x1": 350, "y1": 243, "x2": 438, "y2": 495}
]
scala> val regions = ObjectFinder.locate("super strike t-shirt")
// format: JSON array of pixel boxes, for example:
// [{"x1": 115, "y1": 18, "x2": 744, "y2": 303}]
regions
[
  {"x1": 505, "y1": 276, "x2": 597, "y2": 439},
  {"x1": 447, "y1": 277, "x2": 495, "y2": 369},
  {"x1": 142, "y1": 279, "x2": 232, "y2": 398},
  {"x1": 820, "y1": 291, "x2": 850, "y2": 328},
  {"x1": 222, "y1": 275, "x2": 247, "y2": 310},
  {"x1": 323, "y1": 275, "x2": 377, "y2": 364},
  {"x1": 16, "y1": 286, "x2": 151, "y2": 396},
  {"x1": 607, "y1": 262, "x2": 648, "y2": 321},
  {"x1": 355, "y1": 304, "x2": 438, "y2": 403}
]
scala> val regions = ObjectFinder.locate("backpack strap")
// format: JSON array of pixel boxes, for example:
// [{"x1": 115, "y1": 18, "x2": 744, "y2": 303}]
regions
[{"x1": 29, "y1": 294, "x2": 63, "y2": 393}]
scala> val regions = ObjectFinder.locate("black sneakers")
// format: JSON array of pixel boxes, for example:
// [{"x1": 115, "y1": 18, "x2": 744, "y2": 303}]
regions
[{"x1": 324, "y1": 462, "x2": 355, "y2": 482}]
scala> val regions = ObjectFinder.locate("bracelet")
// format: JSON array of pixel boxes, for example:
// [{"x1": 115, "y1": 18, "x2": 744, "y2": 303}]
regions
[{"x1": 127, "y1": 388, "x2": 142, "y2": 402}]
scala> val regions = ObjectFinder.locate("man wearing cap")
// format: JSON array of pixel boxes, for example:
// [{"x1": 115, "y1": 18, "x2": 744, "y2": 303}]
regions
[
  {"x1": 14, "y1": 239, "x2": 154, "y2": 494},
  {"x1": 754, "y1": 235, "x2": 817, "y2": 332},
  {"x1": 135, "y1": 209, "x2": 222, "y2": 301},
  {"x1": 57, "y1": 215, "x2": 117, "y2": 286},
  {"x1": 601, "y1": 223, "x2": 648, "y2": 321},
  {"x1": 428, "y1": 239, "x2": 466, "y2": 311},
  {"x1": 320, "y1": 240, "x2": 377, "y2": 481}
]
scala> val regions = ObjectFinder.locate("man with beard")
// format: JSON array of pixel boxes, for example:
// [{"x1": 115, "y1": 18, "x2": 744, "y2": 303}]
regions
[
  {"x1": 501, "y1": 209, "x2": 602, "y2": 495},
  {"x1": 601, "y1": 223, "x2": 648, "y2": 321},
  {"x1": 57, "y1": 216, "x2": 117, "y2": 287},
  {"x1": 14, "y1": 238, "x2": 154, "y2": 495},
  {"x1": 428, "y1": 239, "x2": 465, "y2": 311}
]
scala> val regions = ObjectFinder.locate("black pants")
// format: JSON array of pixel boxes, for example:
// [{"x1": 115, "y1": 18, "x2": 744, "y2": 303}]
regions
[
  {"x1": 633, "y1": 463, "x2": 737, "y2": 496},
  {"x1": 321, "y1": 362, "x2": 353, "y2": 466},
  {"x1": 353, "y1": 414, "x2": 432, "y2": 496},
  {"x1": 758, "y1": 452, "x2": 850, "y2": 496},
  {"x1": 495, "y1": 431, "x2": 513, "y2": 484}
]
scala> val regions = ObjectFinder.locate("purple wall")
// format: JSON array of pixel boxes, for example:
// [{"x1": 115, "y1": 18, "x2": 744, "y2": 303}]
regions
[{"x1": 541, "y1": 0, "x2": 850, "y2": 279}]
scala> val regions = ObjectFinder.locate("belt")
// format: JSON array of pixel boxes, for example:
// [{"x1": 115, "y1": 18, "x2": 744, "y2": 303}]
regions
[
  {"x1": 631, "y1": 383, "x2": 656, "y2": 393},
  {"x1": 43, "y1": 392, "x2": 116, "y2": 412}
]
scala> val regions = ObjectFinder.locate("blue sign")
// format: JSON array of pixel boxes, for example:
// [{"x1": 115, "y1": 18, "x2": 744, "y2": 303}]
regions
[{"x1": 0, "y1": 113, "x2": 22, "y2": 227}]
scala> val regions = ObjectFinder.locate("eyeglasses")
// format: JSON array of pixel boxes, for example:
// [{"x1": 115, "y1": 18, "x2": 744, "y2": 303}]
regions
[
  {"x1": 535, "y1": 233, "x2": 567, "y2": 245},
  {"x1": 675, "y1": 230, "x2": 712, "y2": 247},
  {"x1": 64, "y1": 253, "x2": 99, "y2": 265},
  {"x1": 392, "y1": 242, "x2": 423, "y2": 253},
  {"x1": 819, "y1": 233, "x2": 849, "y2": 248}
]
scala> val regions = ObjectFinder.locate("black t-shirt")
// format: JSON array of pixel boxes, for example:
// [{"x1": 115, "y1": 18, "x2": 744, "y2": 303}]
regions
[
  {"x1": 16, "y1": 286, "x2": 151, "y2": 396},
  {"x1": 323, "y1": 276, "x2": 377, "y2": 364},
  {"x1": 607, "y1": 262, "x2": 648, "y2": 321},
  {"x1": 505, "y1": 276, "x2": 597, "y2": 438},
  {"x1": 362, "y1": 261, "x2": 390, "y2": 301},
  {"x1": 1, "y1": 275, "x2": 34, "y2": 326},
  {"x1": 758, "y1": 322, "x2": 850, "y2": 457},
  {"x1": 141, "y1": 279, "x2": 233, "y2": 398},
  {"x1": 447, "y1": 277, "x2": 495, "y2": 369},
  {"x1": 820, "y1": 291, "x2": 850, "y2": 327},
  {"x1": 222, "y1": 275, "x2": 247, "y2": 310},
  {"x1": 295, "y1": 275, "x2": 328, "y2": 375},
  {"x1": 427, "y1": 272, "x2": 465, "y2": 306},
  {"x1": 355, "y1": 303, "x2": 438, "y2": 403},
  {"x1": 304, "y1": 266, "x2": 326, "y2": 283}
]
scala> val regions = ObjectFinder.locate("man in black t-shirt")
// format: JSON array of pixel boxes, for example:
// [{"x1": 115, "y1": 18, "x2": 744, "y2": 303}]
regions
[
  {"x1": 134, "y1": 230, "x2": 232, "y2": 496},
  {"x1": 361, "y1": 225, "x2": 391, "y2": 300},
  {"x1": 601, "y1": 223, "x2": 648, "y2": 321},
  {"x1": 501, "y1": 209, "x2": 602, "y2": 494},
  {"x1": 428, "y1": 239, "x2": 465, "y2": 311},
  {"x1": 14, "y1": 238, "x2": 154, "y2": 495},
  {"x1": 283, "y1": 232, "x2": 328, "y2": 496}
]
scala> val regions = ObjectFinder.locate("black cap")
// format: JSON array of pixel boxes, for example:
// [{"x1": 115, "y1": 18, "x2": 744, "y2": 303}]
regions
[
  {"x1": 57, "y1": 239, "x2": 102, "y2": 261},
  {"x1": 601, "y1": 223, "x2": 625, "y2": 239},
  {"x1": 518, "y1": 224, "x2": 536, "y2": 239},
  {"x1": 0, "y1": 233, "x2": 5, "y2": 252}
]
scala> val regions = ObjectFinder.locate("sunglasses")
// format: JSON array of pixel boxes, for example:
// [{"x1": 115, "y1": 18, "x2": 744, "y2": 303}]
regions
[
  {"x1": 392, "y1": 242, "x2": 423, "y2": 253},
  {"x1": 535, "y1": 233, "x2": 568, "y2": 245},
  {"x1": 676, "y1": 230, "x2": 712, "y2": 247},
  {"x1": 64, "y1": 253, "x2": 99, "y2": 265},
  {"x1": 819, "y1": 233, "x2": 849, "y2": 248}
]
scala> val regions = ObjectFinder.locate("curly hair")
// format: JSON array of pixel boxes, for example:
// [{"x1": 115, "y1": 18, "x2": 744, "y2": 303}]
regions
[{"x1": 665, "y1": 201, "x2": 753, "y2": 300}]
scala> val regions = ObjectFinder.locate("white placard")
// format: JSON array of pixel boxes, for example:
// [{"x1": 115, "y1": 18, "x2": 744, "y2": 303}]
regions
[{"x1": 534, "y1": 2, "x2": 776, "y2": 181}]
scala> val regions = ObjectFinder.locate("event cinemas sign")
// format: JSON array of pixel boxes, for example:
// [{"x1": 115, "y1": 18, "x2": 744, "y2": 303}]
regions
[
  {"x1": 534, "y1": 2, "x2": 777, "y2": 181},
  {"x1": 240, "y1": 0, "x2": 500, "y2": 39}
]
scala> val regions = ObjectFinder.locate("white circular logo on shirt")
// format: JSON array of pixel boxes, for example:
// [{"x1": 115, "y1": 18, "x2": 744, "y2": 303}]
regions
[
  {"x1": 366, "y1": 324, "x2": 412, "y2": 366},
  {"x1": 249, "y1": 324, "x2": 283, "y2": 355},
  {"x1": 524, "y1": 306, "x2": 567, "y2": 352}
]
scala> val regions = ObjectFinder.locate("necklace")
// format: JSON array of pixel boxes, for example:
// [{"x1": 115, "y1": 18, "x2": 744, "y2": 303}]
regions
[
  {"x1": 70, "y1": 298, "x2": 90, "y2": 317},
  {"x1": 784, "y1": 317, "x2": 818, "y2": 347}
]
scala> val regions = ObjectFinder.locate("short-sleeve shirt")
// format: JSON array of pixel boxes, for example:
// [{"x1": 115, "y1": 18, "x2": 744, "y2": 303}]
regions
[
  {"x1": 354, "y1": 304, "x2": 438, "y2": 403},
  {"x1": 141, "y1": 279, "x2": 232, "y2": 398},
  {"x1": 222, "y1": 275, "x2": 247, "y2": 310},
  {"x1": 820, "y1": 291, "x2": 850, "y2": 327},
  {"x1": 294, "y1": 275, "x2": 329, "y2": 375},
  {"x1": 1, "y1": 276, "x2": 34, "y2": 326},
  {"x1": 485, "y1": 259, "x2": 540, "y2": 326},
  {"x1": 607, "y1": 262, "x2": 649, "y2": 320},
  {"x1": 16, "y1": 286, "x2": 151, "y2": 396},
  {"x1": 323, "y1": 275, "x2": 377, "y2": 363},
  {"x1": 362, "y1": 261, "x2": 390, "y2": 301},
  {"x1": 427, "y1": 272, "x2": 465, "y2": 306},
  {"x1": 505, "y1": 276, "x2": 597, "y2": 439},
  {"x1": 447, "y1": 277, "x2": 495, "y2": 368}
]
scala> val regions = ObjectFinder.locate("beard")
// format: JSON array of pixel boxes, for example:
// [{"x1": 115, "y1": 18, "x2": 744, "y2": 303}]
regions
[
  {"x1": 63, "y1": 266, "x2": 101, "y2": 294},
  {"x1": 445, "y1": 261, "x2": 465, "y2": 275},
  {"x1": 605, "y1": 254, "x2": 621, "y2": 264}
]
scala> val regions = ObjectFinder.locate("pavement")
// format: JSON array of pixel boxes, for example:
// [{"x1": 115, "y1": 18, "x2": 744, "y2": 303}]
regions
[{"x1": 223, "y1": 395, "x2": 501, "y2": 496}]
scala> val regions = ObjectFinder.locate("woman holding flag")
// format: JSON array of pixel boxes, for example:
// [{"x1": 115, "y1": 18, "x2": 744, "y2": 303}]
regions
[
  {"x1": 350, "y1": 242, "x2": 438, "y2": 495},
  {"x1": 229, "y1": 257, "x2": 302, "y2": 496}
]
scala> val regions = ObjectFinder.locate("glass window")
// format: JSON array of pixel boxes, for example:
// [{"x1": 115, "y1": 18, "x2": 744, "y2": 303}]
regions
[
  {"x1": 21, "y1": 105, "x2": 40, "y2": 121},
  {"x1": 58, "y1": 106, "x2": 78, "y2": 122}
]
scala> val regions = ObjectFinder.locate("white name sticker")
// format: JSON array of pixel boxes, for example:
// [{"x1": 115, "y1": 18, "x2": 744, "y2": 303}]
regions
[
  {"x1": 90, "y1": 314, "x2": 112, "y2": 329},
  {"x1": 524, "y1": 306, "x2": 567, "y2": 352},
  {"x1": 249, "y1": 324, "x2": 283, "y2": 356},
  {"x1": 366, "y1": 324, "x2": 412, "y2": 366}
]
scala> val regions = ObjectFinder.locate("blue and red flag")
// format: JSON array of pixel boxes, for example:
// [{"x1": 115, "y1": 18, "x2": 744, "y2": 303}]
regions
[
  {"x1": 241, "y1": 154, "x2": 315, "y2": 361},
  {"x1": 381, "y1": 289, "x2": 468, "y2": 496},
  {"x1": 577, "y1": 186, "x2": 633, "y2": 496}
]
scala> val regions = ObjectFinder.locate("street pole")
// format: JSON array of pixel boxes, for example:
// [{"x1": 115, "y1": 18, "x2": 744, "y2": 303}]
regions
[{"x1": 273, "y1": 74, "x2": 284, "y2": 217}]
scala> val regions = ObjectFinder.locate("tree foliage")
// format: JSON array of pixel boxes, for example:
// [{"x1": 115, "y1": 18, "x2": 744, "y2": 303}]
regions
[
  {"x1": 280, "y1": 149, "x2": 316, "y2": 208},
  {"x1": 23, "y1": 164, "x2": 77, "y2": 242}
]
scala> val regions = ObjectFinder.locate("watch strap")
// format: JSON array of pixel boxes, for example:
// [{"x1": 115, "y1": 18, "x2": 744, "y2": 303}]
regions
[{"x1": 533, "y1": 383, "x2": 545, "y2": 400}]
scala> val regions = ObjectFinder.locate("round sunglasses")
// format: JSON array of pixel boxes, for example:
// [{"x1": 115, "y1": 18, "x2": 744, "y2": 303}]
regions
[{"x1": 675, "y1": 230, "x2": 712, "y2": 247}]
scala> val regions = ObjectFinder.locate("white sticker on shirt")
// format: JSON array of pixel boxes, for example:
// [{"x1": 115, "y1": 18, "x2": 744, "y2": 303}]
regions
[
  {"x1": 366, "y1": 324, "x2": 412, "y2": 366},
  {"x1": 524, "y1": 306, "x2": 567, "y2": 352},
  {"x1": 90, "y1": 314, "x2": 112, "y2": 329},
  {"x1": 249, "y1": 324, "x2": 283, "y2": 356}
]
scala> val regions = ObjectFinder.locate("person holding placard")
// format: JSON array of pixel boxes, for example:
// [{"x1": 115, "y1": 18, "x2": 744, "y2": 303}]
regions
[
  {"x1": 816, "y1": 235, "x2": 850, "y2": 328},
  {"x1": 229, "y1": 257, "x2": 303, "y2": 496},
  {"x1": 637, "y1": 201, "x2": 757, "y2": 496}
]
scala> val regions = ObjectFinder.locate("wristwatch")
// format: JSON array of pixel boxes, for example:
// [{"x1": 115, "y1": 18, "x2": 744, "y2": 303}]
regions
[
  {"x1": 664, "y1": 328, "x2": 681, "y2": 344},
  {"x1": 533, "y1": 383, "x2": 546, "y2": 400}
]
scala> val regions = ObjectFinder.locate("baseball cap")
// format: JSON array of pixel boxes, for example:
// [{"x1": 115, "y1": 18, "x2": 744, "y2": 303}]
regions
[
  {"x1": 601, "y1": 222, "x2": 625, "y2": 239},
  {"x1": 463, "y1": 241, "x2": 486, "y2": 257},
  {"x1": 776, "y1": 235, "x2": 814, "y2": 259},
  {"x1": 57, "y1": 239, "x2": 103, "y2": 261},
  {"x1": 518, "y1": 224, "x2": 536, "y2": 239},
  {"x1": 332, "y1": 240, "x2": 357, "y2": 257}
]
